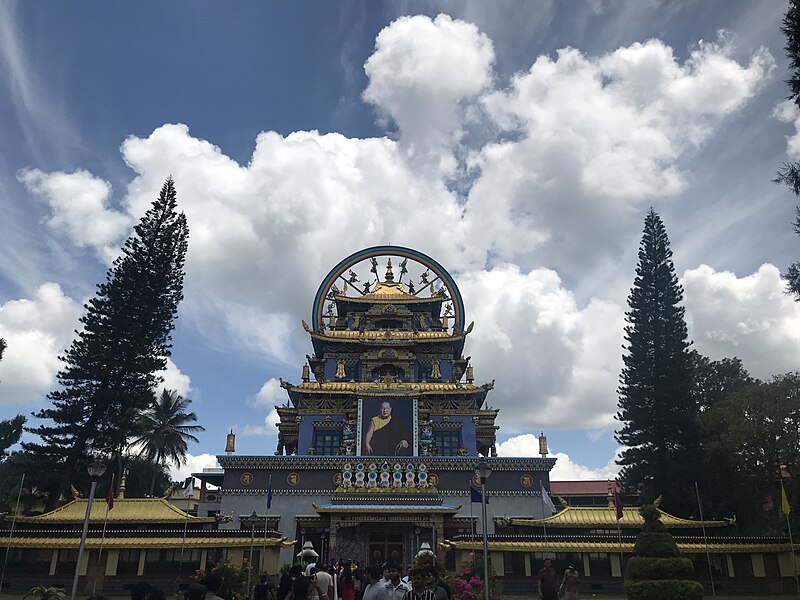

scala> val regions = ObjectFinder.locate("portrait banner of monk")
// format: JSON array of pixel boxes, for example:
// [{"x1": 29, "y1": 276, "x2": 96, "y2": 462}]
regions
[{"x1": 358, "y1": 398, "x2": 416, "y2": 456}]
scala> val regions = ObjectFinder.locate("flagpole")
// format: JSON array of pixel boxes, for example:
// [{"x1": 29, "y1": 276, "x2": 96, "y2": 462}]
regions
[
  {"x1": 0, "y1": 473, "x2": 24, "y2": 594},
  {"x1": 176, "y1": 480, "x2": 190, "y2": 600},
  {"x1": 93, "y1": 474, "x2": 115, "y2": 596},
  {"x1": 540, "y1": 494, "x2": 548, "y2": 548},
  {"x1": 694, "y1": 482, "x2": 716, "y2": 596},
  {"x1": 782, "y1": 482, "x2": 799, "y2": 598},
  {"x1": 470, "y1": 497, "x2": 475, "y2": 540},
  {"x1": 616, "y1": 519, "x2": 624, "y2": 585},
  {"x1": 262, "y1": 474, "x2": 272, "y2": 577}
]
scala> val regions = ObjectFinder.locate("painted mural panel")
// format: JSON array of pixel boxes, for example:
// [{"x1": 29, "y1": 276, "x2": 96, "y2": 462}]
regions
[{"x1": 358, "y1": 397, "x2": 416, "y2": 456}]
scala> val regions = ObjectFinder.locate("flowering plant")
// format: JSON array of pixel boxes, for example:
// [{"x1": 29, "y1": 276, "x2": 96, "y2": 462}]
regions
[
  {"x1": 451, "y1": 552, "x2": 500, "y2": 600},
  {"x1": 192, "y1": 559, "x2": 249, "y2": 600}
]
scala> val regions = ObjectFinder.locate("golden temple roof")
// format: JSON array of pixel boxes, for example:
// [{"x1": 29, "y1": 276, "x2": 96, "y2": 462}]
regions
[
  {"x1": 0, "y1": 536, "x2": 295, "y2": 549},
  {"x1": 508, "y1": 506, "x2": 728, "y2": 529},
  {"x1": 313, "y1": 329, "x2": 459, "y2": 341},
  {"x1": 358, "y1": 280, "x2": 417, "y2": 302},
  {"x1": 441, "y1": 540, "x2": 791, "y2": 554},
  {"x1": 289, "y1": 381, "x2": 486, "y2": 395},
  {"x1": 15, "y1": 497, "x2": 216, "y2": 524}
]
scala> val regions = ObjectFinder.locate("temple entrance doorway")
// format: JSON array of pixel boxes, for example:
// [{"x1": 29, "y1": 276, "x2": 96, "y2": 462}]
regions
[{"x1": 368, "y1": 532, "x2": 404, "y2": 565}]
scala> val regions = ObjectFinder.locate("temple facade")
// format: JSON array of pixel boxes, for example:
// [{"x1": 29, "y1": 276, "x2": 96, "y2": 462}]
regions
[{"x1": 198, "y1": 245, "x2": 556, "y2": 568}]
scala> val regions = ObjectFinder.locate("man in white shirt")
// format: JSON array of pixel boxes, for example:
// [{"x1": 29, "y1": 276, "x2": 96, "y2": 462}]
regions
[{"x1": 382, "y1": 563, "x2": 410, "y2": 600}]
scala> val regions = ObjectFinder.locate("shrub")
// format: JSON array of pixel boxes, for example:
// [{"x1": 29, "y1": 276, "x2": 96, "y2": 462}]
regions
[
  {"x1": 625, "y1": 504, "x2": 703, "y2": 600},
  {"x1": 626, "y1": 579, "x2": 704, "y2": 600},
  {"x1": 626, "y1": 556, "x2": 694, "y2": 580}
]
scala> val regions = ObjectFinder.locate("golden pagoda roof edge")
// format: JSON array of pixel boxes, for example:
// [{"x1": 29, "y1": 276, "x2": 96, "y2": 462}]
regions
[
  {"x1": 440, "y1": 539, "x2": 790, "y2": 554},
  {"x1": 288, "y1": 381, "x2": 486, "y2": 395},
  {"x1": 0, "y1": 536, "x2": 295, "y2": 549},
  {"x1": 507, "y1": 506, "x2": 728, "y2": 529},
  {"x1": 14, "y1": 497, "x2": 215, "y2": 524},
  {"x1": 309, "y1": 330, "x2": 465, "y2": 342}
]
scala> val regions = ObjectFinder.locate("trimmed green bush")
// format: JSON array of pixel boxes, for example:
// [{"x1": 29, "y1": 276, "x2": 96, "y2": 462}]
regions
[
  {"x1": 625, "y1": 504, "x2": 703, "y2": 600},
  {"x1": 625, "y1": 579, "x2": 704, "y2": 600},
  {"x1": 626, "y1": 556, "x2": 694, "y2": 580}
]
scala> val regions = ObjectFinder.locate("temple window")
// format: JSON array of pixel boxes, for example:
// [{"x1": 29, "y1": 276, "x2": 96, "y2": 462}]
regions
[
  {"x1": 434, "y1": 429, "x2": 462, "y2": 456},
  {"x1": 314, "y1": 428, "x2": 342, "y2": 455},
  {"x1": 374, "y1": 319, "x2": 404, "y2": 330},
  {"x1": 116, "y1": 549, "x2": 141, "y2": 574},
  {"x1": 372, "y1": 364, "x2": 405, "y2": 380}
]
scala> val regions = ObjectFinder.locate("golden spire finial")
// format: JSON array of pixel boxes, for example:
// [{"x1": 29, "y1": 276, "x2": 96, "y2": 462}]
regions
[
  {"x1": 384, "y1": 258, "x2": 395, "y2": 282},
  {"x1": 538, "y1": 432, "x2": 548, "y2": 457},
  {"x1": 226, "y1": 429, "x2": 236, "y2": 454},
  {"x1": 119, "y1": 470, "x2": 126, "y2": 499}
]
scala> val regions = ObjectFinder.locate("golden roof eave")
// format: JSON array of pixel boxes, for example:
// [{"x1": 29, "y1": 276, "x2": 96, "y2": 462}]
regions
[
  {"x1": 441, "y1": 540, "x2": 792, "y2": 554},
  {"x1": 311, "y1": 330, "x2": 463, "y2": 342},
  {"x1": 14, "y1": 498, "x2": 216, "y2": 524},
  {"x1": 289, "y1": 381, "x2": 486, "y2": 395},
  {"x1": 508, "y1": 506, "x2": 728, "y2": 529},
  {"x1": 0, "y1": 536, "x2": 296, "y2": 549}
]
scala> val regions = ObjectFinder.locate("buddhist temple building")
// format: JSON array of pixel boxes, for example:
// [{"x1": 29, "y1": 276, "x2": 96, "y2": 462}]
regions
[{"x1": 196, "y1": 246, "x2": 555, "y2": 569}]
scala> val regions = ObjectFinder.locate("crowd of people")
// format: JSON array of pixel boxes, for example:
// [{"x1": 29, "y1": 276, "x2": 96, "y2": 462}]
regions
[
  {"x1": 273, "y1": 561, "x2": 450, "y2": 600},
  {"x1": 85, "y1": 558, "x2": 581, "y2": 600}
]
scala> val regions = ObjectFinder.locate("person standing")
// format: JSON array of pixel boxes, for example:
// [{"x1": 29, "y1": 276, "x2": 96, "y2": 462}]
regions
[
  {"x1": 538, "y1": 559, "x2": 559, "y2": 600},
  {"x1": 363, "y1": 566, "x2": 390, "y2": 600},
  {"x1": 401, "y1": 569, "x2": 435, "y2": 600},
  {"x1": 422, "y1": 568, "x2": 447, "y2": 600},
  {"x1": 382, "y1": 563, "x2": 410, "y2": 600},
  {"x1": 561, "y1": 565, "x2": 580, "y2": 600},
  {"x1": 340, "y1": 564, "x2": 356, "y2": 600}
]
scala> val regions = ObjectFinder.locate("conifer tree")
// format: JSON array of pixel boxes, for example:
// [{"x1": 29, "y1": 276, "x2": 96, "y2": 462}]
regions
[
  {"x1": 777, "y1": 0, "x2": 800, "y2": 297},
  {"x1": 24, "y1": 178, "x2": 188, "y2": 502},
  {"x1": 615, "y1": 209, "x2": 697, "y2": 515}
]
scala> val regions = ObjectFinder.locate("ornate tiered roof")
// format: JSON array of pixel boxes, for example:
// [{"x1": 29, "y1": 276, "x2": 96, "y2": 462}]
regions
[{"x1": 506, "y1": 506, "x2": 728, "y2": 529}]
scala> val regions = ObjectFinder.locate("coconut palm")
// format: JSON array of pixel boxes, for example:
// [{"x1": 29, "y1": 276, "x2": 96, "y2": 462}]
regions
[{"x1": 134, "y1": 389, "x2": 204, "y2": 495}]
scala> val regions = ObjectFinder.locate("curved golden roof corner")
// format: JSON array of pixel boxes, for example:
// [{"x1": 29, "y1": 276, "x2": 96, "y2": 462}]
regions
[
  {"x1": 507, "y1": 505, "x2": 728, "y2": 529},
  {"x1": 440, "y1": 540, "x2": 790, "y2": 554},
  {"x1": 15, "y1": 496, "x2": 217, "y2": 524}
]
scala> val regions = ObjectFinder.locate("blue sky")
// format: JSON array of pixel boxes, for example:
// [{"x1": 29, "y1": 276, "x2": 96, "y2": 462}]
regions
[{"x1": 1, "y1": 1, "x2": 799, "y2": 480}]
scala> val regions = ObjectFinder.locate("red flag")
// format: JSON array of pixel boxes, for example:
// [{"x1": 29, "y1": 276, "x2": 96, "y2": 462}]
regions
[
  {"x1": 105, "y1": 475, "x2": 115, "y2": 511},
  {"x1": 613, "y1": 482, "x2": 623, "y2": 521}
]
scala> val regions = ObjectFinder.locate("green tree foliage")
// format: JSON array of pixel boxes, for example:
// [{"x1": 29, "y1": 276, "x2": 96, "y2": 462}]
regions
[
  {"x1": 122, "y1": 456, "x2": 172, "y2": 498},
  {"x1": 616, "y1": 209, "x2": 697, "y2": 515},
  {"x1": 23, "y1": 178, "x2": 189, "y2": 504},
  {"x1": 0, "y1": 415, "x2": 25, "y2": 460},
  {"x1": 776, "y1": 0, "x2": 800, "y2": 297},
  {"x1": 702, "y1": 373, "x2": 800, "y2": 533},
  {"x1": 133, "y1": 389, "x2": 204, "y2": 495},
  {"x1": 690, "y1": 353, "x2": 765, "y2": 527},
  {"x1": 625, "y1": 505, "x2": 702, "y2": 600}
]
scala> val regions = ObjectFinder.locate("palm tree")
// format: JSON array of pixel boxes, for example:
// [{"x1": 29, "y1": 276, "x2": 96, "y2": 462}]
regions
[{"x1": 134, "y1": 389, "x2": 204, "y2": 496}]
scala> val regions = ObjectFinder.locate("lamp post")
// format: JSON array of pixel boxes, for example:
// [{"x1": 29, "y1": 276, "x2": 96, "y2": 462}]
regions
[
  {"x1": 474, "y1": 460, "x2": 491, "y2": 600},
  {"x1": 243, "y1": 511, "x2": 259, "y2": 597},
  {"x1": 71, "y1": 460, "x2": 106, "y2": 600}
]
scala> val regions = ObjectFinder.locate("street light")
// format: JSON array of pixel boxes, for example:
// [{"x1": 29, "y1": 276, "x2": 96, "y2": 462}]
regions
[
  {"x1": 242, "y1": 511, "x2": 259, "y2": 597},
  {"x1": 71, "y1": 460, "x2": 106, "y2": 600},
  {"x1": 474, "y1": 460, "x2": 491, "y2": 600}
]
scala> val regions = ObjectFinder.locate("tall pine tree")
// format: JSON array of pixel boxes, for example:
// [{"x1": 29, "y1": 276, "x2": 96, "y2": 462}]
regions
[
  {"x1": 777, "y1": 0, "x2": 800, "y2": 297},
  {"x1": 615, "y1": 209, "x2": 698, "y2": 516},
  {"x1": 25, "y1": 178, "x2": 188, "y2": 503}
]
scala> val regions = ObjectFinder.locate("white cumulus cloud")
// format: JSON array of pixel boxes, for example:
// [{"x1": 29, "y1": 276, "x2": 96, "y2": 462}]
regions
[
  {"x1": 496, "y1": 434, "x2": 621, "y2": 480},
  {"x1": 683, "y1": 263, "x2": 800, "y2": 378},
  {"x1": 0, "y1": 283, "x2": 82, "y2": 405},
  {"x1": 169, "y1": 452, "x2": 220, "y2": 481}
]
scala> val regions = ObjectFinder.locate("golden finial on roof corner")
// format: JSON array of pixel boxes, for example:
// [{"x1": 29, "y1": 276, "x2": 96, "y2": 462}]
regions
[
  {"x1": 654, "y1": 494, "x2": 663, "y2": 508},
  {"x1": 556, "y1": 494, "x2": 569, "y2": 508},
  {"x1": 302, "y1": 320, "x2": 312, "y2": 333},
  {"x1": 70, "y1": 484, "x2": 81, "y2": 499},
  {"x1": 119, "y1": 470, "x2": 127, "y2": 499},
  {"x1": 607, "y1": 481, "x2": 615, "y2": 508}
]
